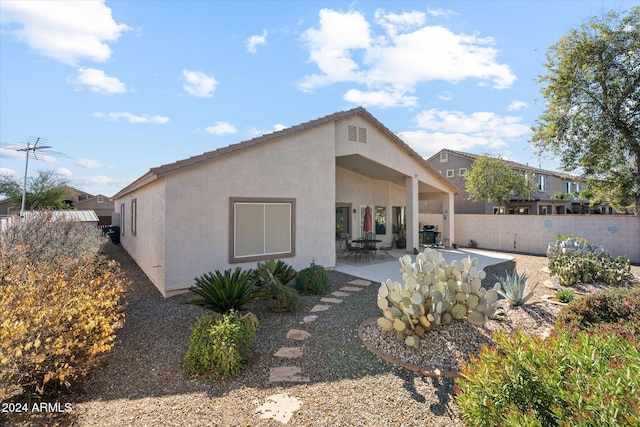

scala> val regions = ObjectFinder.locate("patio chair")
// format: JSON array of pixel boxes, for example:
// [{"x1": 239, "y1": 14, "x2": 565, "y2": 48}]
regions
[{"x1": 378, "y1": 236, "x2": 396, "y2": 258}]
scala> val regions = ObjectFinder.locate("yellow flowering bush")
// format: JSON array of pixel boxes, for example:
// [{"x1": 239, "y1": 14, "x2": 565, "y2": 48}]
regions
[{"x1": 0, "y1": 217, "x2": 126, "y2": 397}]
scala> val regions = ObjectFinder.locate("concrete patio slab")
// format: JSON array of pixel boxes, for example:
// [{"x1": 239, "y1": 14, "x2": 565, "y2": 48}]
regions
[{"x1": 335, "y1": 247, "x2": 513, "y2": 285}]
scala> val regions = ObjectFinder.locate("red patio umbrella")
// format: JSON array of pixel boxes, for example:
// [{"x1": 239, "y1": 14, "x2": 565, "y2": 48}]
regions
[{"x1": 363, "y1": 206, "x2": 372, "y2": 233}]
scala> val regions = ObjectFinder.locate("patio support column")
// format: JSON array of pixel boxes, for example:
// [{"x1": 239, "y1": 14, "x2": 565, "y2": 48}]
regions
[
  {"x1": 406, "y1": 175, "x2": 419, "y2": 251},
  {"x1": 442, "y1": 193, "x2": 455, "y2": 248}
]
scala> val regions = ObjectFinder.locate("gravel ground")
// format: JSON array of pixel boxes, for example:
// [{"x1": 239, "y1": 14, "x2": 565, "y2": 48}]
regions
[{"x1": 4, "y1": 245, "x2": 639, "y2": 427}]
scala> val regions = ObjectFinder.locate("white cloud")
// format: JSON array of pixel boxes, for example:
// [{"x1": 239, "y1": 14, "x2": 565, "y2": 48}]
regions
[
  {"x1": 273, "y1": 124, "x2": 287, "y2": 132},
  {"x1": 0, "y1": 147, "x2": 25, "y2": 160},
  {"x1": 398, "y1": 108, "x2": 531, "y2": 158},
  {"x1": 247, "y1": 30, "x2": 268, "y2": 53},
  {"x1": 204, "y1": 121, "x2": 237, "y2": 135},
  {"x1": 70, "y1": 68, "x2": 126, "y2": 95},
  {"x1": 298, "y1": 8, "x2": 516, "y2": 107},
  {"x1": 343, "y1": 88, "x2": 418, "y2": 108},
  {"x1": 507, "y1": 100, "x2": 528, "y2": 111},
  {"x1": 74, "y1": 175, "x2": 115, "y2": 185},
  {"x1": 93, "y1": 112, "x2": 169, "y2": 124},
  {"x1": 75, "y1": 158, "x2": 103, "y2": 169},
  {"x1": 298, "y1": 9, "x2": 371, "y2": 91},
  {"x1": 56, "y1": 167, "x2": 72, "y2": 177},
  {"x1": 399, "y1": 130, "x2": 507, "y2": 158},
  {"x1": 0, "y1": 168, "x2": 17, "y2": 177},
  {"x1": 0, "y1": 0, "x2": 129, "y2": 65},
  {"x1": 182, "y1": 69, "x2": 218, "y2": 98}
]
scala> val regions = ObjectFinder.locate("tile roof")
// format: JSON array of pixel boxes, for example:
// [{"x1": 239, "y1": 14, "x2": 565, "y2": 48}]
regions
[
  {"x1": 113, "y1": 107, "x2": 457, "y2": 199},
  {"x1": 427, "y1": 148, "x2": 579, "y2": 180}
]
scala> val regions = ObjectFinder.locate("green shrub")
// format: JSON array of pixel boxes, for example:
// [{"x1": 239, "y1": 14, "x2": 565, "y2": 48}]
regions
[
  {"x1": 185, "y1": 268, "x2": 264, "y2": 313},
  {"x1": 456, "y1": 330, "x2": 640, "y2": 427},
  {"x1": 555, "y1": 287, "x2": 640, "y2": 340},
  {"x1": 183, "y1": 311, "x2": 259, "y2": 379},
  {"x1": 549, "y1": 253, "x2": 632, "y2": 286},
  {"x1": 254, "y1": 259, "x2": 297, "y2": 287},
  {"x1": 295, "y1": 261, "x2": 328, "y2": 294},
  {"x1": 554, "y1": 288, "x2": 575, "y2": 303}
]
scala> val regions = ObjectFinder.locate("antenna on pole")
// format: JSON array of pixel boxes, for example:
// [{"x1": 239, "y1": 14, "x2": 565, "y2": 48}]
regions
[{"x1": 1, "y1": 136, "x2": 70, "y2": 218}]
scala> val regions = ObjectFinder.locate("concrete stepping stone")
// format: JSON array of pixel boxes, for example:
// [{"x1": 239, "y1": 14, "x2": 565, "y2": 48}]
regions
[
  {"x1": 331, "y1": 291, "x2": 350, "y2": 297},
  {"x1": 268, "y1": 367, "x2": 310, "y2": 383},
  {"x1": 273, "y1": 347, "x2": 303, "y2": 358},
  {"x1": 320, "y1": 297, "x2": 343, "y2": 304},
  {"x1": 541, "y1": 267, "x2": 551, "y2": 274},
  {"x1": 310, "y1": 304, "x2": 331, "y2": 312},
  {"x1": 300, "y1": 315, "x2": 318, "y2": 324},
  {"x1": 340, "y1": 286, "x2": 364, "y2": 292},
  {"x1": 286, "y1": 329, "x2": 311, "y2": 341},
  {"x1": 348, "y1": 279, "x2": 372, "y2": 286},
  {"x1": 256, "y1": 393, "x2": 302, "y2": 424}
]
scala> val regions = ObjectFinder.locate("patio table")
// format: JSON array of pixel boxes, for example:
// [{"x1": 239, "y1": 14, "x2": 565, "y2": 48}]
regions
[{"x1": 350, "y1": 239, "x2": 381, "y2": 263}]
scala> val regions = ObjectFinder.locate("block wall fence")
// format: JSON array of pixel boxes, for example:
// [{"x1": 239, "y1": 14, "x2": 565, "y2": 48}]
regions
[{"x1": 420, "y1": 213, "x2": 640, "y2": 264}]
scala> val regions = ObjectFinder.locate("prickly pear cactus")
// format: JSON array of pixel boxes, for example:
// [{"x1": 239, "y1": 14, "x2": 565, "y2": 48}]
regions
[
  {"x1": 546, "y1": 238, "x2": 608, "y2": 259},
  {"x1": 377, "y1": 248, "x2": 498, "y2": 348}
]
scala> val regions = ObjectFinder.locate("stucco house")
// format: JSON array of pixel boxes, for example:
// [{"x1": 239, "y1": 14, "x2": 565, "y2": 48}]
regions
[
  {"x1": 113, "y1": 107, "x2": 458, "y2": 297},
  {"x1": 424, "y1": 149, "x2": 613, "y2": 215}
]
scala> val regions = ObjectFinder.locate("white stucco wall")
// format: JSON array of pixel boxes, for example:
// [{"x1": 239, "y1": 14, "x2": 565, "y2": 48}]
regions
[
  {"x1": 336, "y1": 166, "x2": 406, "y2": 244},
  {"x1": 159, "y1": 123, "x2": 337, "y2": 295},
  {"x1": 117, "y1": 179, "x2": 167, "y2": 292},
  {"x1": 421, "y1": 213, "x2": 639, "y2": 263}
]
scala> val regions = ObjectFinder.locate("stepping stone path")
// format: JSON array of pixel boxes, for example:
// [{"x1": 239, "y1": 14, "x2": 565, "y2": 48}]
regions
[{"x1": 261, "y1": 277, "x2": 372, "y2": 424}]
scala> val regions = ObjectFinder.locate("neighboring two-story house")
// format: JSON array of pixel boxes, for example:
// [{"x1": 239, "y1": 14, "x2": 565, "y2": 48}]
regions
[{"x1": 424, "y1": 149, "x2": 613, "y2": 215}]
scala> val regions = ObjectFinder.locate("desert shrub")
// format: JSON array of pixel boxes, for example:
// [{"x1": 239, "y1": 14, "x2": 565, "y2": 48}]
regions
[
  {"x1": 295, "y1": 261, "x2": 328, "y2": 294},
  {"x1": 456, "y1": 330, "x2": 640, "y2": 427},
  {"x1": 549, "y1": 253, "x2": 632, "y2": 286},
  {"x1": 0, "y1": 213, "x2": 106, "y2": 270},
  {"x1": 183, "y1": 311, "x2": 259, "y2": 379},
  {"x1": 0, "y1": 260, "x2": 125, "y2": 397},
  {"x1": 254, "y1": 259, "x2": 297, "y2": 287},
  {"x1": 185, "y1": 268, "x2": 263, "y2": 314},
  {"x1": 494, "y1": 269, "x2": 536, "y2": 306},
  {"x1": 555, "y1": 287, "x2": 640, "y2": 340},
  {"x1": 0, "y1": 216, "x2": 125, "y2": 397},
  {"x1": 554, "y1": 288, "x2": 575, "y2": 303}
]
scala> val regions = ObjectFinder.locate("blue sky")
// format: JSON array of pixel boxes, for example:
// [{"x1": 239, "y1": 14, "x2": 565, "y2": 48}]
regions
[{"x1": 1, "y1": 0, "x2": 637, "y2": 197}]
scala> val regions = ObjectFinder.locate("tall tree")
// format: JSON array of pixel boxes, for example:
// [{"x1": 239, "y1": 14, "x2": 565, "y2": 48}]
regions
[
  {"x1": 532, "y1": 7, "x2": 640, "y2": 215},
  {"x1": 465, "y1": 154, "x2": 537, "y2": 213},
  {"x1": 0, "y1": 170, "x2": 71, "y2": 210}
]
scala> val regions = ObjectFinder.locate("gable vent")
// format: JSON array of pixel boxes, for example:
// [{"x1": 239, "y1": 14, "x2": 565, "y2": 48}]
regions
[
  {"x1": 348, "y1": 125, "x2": 367, "y2": 143},
  {"x1": 358, "y1": 127, "x2": 367, "y2": 143},
  {"x1": 348, "y1": 125, "x2": 357, "y2": 141}
]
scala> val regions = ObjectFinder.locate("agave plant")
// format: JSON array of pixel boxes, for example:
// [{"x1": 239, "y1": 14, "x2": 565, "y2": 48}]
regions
[
  {"x1": 494, "y1": 270, "x2": 537, "y2": 306},
  {"x1": 254, "y1": 259, "x2": 297, "y2": 287},
  {"x1": 185, "y1": 267, "x2": 265, "y2": 313}
]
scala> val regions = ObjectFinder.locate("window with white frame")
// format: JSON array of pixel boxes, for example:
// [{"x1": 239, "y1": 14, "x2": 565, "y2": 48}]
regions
[
  {"x1": 230, "y1": 198, "x2": 295, "y2": 262},
  {"x1": 446, "y1": 169, "x2": 454, "y2": 178},
  {"x1": 537, "y1": 174, "x2": 545, "y2": 191},
  {"x1": 565, "y1": 181, "x2": 571, "y2": 193},
  {"x1": 97, "y1": 196, "x2": 104, "y2": 203},
  {"x1": 459, "y1": 168, "x2": 467, "y2": 176},
  {"x1": 440, "y1": 152, "x2": 448, "y2": 162}
]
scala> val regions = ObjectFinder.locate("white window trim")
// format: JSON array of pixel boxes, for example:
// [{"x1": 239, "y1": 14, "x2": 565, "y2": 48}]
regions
[
  {"x1": 446, "y1": 169, "x2": 454, "y2": 178},
  {"x1": 440, "y1": 152, "x2": 448, "y2": 162},
  {"x1": 459, "y1": 168, "x2": 467, "y2": 176}
]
